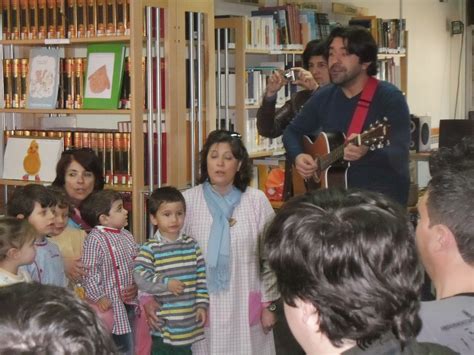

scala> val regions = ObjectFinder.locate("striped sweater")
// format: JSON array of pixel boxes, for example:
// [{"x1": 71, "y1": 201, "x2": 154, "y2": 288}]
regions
[{"x1": 134, "y1": 230, "x2": 209, "y2": 346}]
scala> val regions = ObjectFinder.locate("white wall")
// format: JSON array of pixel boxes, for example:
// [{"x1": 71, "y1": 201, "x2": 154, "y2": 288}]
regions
[{"x1": 216, "y1": 0, "x2": 467, "y2": 129}]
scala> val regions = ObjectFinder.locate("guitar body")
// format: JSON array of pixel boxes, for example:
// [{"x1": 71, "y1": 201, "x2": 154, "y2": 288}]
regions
[{"x1": 292, "y1": 132, "x2": 348, "y2": 196}]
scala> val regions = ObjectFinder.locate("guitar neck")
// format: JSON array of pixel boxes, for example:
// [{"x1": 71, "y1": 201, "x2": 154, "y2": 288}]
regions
[{"x1": 319, "y1": 135, "x2": 360, "y2": 171}]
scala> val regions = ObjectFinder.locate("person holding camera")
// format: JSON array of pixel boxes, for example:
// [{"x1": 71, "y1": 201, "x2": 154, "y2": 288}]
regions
[{"x1": 256, "y1": 39, "x2": 330, "y2": 200}]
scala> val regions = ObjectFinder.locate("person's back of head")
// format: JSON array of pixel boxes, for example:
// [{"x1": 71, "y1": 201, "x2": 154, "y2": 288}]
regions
[
  {"x1": 0, "y1": 282, "x2": 118, "y2": 354},
  {"x1": 424, "y1": 168, "x2": 474, "y2": 267},
  {"x1": 79, "y1": 190, "x2": 122, "y2": 228},
  {"x1": 7, "y1": 184, "x2": 56, "y2": 218},
  {"x1": 148, "y1": 186, "x2": 186, "y2": 216},
  {"x1": 265, "y1": 188, "x2": 422, "y2": 352},
  {"x1": 324, "y1": 26, "x2": 378, "y2": 76},
  {"x1": 429, "y1": 136, "x2": 474, "y2": 175}
]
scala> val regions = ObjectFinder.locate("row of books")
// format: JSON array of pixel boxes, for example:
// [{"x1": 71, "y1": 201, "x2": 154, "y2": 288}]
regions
[
  {"x1": 246, "y1": 4, "x2": 331, "y2": 50},
  {"x1": 1, "y1": 0, "x2": 131, "y2": 40},
  {"x1": 245, "y1": 114, "x2": 284, "y2": 154},
  {"x1": 1, "y1": 53, "x2": 165, "y2": 110},
  {"x1": 4, "y1": 128, "x2": 167, "y2": 186},
  {"x1": 377, "y1": 57, "x2": 402, "y2": 91},
  {"x1": 349, "y1": 17, "x2": 406, "y2": 54}
]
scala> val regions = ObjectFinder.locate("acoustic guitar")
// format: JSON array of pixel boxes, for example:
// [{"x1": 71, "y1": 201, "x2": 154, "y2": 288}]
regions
[{"x1": 292, "y1": 121, "x2": 390, "y2": 196}]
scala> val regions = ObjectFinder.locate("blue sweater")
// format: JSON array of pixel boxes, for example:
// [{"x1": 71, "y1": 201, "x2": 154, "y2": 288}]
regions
[{"x1": 283, "y1": 80, "x2": 410, "y2": 206}]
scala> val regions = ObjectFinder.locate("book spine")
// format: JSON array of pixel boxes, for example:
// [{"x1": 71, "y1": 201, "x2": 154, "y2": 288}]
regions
[
  {"x1": 12, "y1": 59, "x2": 21, "y2": 109},
  {"x1": 66, "y1": 0, "x2": 75, "y2": 38},
  {"x1": 120, "y1": 56, "x2": 130, "y2": 109},
  {"x1": 57, "y1": 57, "x2": 64, "y2": 108},
  {"x1": 20, "y1": 0, "x2": 29, "y2": 39},
  {"x1": 46, "y1": 0, "x2": 55, "y2": 38},
  {"x1": 29, "y1": 0, "x2": 38, "y2": 39},
  {"x1": 64, "y1": 131, "x2": 73, "y2": 150},
  {"x1": 113, "y1": 132, "x2": 122, "y2": 184},
  {"x1": 106, "y1": 0, "x2": 115, "y2": 36},
  {"x1": 76, "y1": 0, "x2": 85, "y2": 37},
  {"x1": 20, "y1": 58, "x2": 28, "y2": 109},
  {"x1": 104, "y1": 132, "x2": 113, "y2": 184},
  {"x1": 11, "y1": 0, "x2": 20, "y2": 40},
  {"x1": 73, "y1": 131, "x2": 82, "y2": 148},
  {"x1": 96, "y1": 0, "x2": 105, "y2": 36},
  {"x1": 74, "y1": 57, "x2": 84, "y2": 109},
  {"x1": 3, "y1": 0, "x2": 11, "y2": 40},
  {"x1": 38, "y1": 0, "x2": 46, "y2": 39},
  {"x1": 86, "y1": 0, "x2": 96, "y2": 37},
  {"x1": 123, "y1": 131, "x2": 131, "y2": 185},
  {"x1": 90, "y1": 131, "x2": 98, "y2": 156},
  {"x1": 116, "y1": 0, "x2": 124, "y2": 35},
  {"x1": 4, "y1": 59, "x2": 12, "y2": 109},
  {"x1": 97, "y1": 132, "x2": 105, "y2": 176}
]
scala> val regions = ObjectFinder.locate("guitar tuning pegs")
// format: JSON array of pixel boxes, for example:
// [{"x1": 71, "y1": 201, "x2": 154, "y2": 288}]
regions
[
  {"x1": 370, "y1": 144, "x2": 376, "y2": 151},
  {"x1": 377, "y1": 142, "x2": 384, "y2": 149},
  {"x1": 374, "y1": 120, "x2": 379, "y2": 125},
  {"x1": 383, "y1": 117, "x2": 388, "y2": 122},
  {"x1": 386, "y1": 139, "x2": 391, "y2": 146}
]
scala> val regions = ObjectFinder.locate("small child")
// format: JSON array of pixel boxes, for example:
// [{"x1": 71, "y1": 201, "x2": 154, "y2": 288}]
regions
[
  {"x1": 80, "y1": 190, "x2": 138, "y2": 355},
  {"x1": 7, "y1": 184, "x2": 67, "y2": 287},
  {"x1": 47, "y1": 186, "x2": 87, "y2": 289},
  {"x1": 134, "y1": 186, "x2": 209, "y2": 354},
  {"x1": 0, "y1": 218, "x2": 37, "y2": 286}
]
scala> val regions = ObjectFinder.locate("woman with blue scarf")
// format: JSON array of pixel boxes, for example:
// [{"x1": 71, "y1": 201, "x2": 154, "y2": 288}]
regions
[{"x1": 181, "y1": 130, "x2": 279, "y2": 354}]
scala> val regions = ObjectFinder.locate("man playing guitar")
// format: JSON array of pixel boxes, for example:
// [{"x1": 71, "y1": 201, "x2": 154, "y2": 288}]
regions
[{"x1": 283, "y1": 26, "x2": 410, "y2": 206}]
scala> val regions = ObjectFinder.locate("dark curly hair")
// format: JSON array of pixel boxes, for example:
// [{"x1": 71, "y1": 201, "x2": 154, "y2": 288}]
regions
[
  {"x1": 52, "y1": 148, "x2": 105, "y2": 192},
  {"x1": 324, "y1": 26, "x2": 378, "y2": 76},
  {"x1": 429, "y1": 136, "x2": 474, "y2": 175},
  {"x1": 264, "y1": 188, "x2": 422, "y2": 350},
  {"x1": 198, "y1": 130, "x2": 253, "y2": 192}
]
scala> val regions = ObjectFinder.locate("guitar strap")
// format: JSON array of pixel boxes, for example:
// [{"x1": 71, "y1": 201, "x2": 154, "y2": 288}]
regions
[{"x1": 346, "y1": 76, "x2": 379, "y2": 141}]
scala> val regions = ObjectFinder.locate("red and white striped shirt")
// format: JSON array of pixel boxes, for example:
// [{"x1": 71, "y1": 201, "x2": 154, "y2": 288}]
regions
[{"x1": 82, "y1": 225, "x2": 138, "y2": 335}]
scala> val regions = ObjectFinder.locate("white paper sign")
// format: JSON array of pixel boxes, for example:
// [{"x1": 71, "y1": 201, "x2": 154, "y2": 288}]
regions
[{"x1": 3, "y1": 137, "x2": 64, "y2": 182}]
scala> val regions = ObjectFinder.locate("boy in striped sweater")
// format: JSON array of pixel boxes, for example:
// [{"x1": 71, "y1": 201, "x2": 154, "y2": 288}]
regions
[{"x1": 134, "y1": 186, "x2": 208, "y2": 355}]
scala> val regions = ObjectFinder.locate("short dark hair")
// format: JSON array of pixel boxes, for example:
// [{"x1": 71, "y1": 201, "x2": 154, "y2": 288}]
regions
[
  {"x1": 47, "y1": 185, "x2": 72, "y2": 210},
  {"x1": 0, "y1": 283, "x2": 118, "y2": 354},
  {"x1": 302, "y1": 39, "x2": 326, "y2": 69},
  {"x1": 325, "y1": 26, "x2": 378, "y2": 76},
  {"x1": 79, "y1": 190, "x2": 122, "y2": 228},
  {"x1": 429, "y1": 136, "x2": 474, "y2": 175},
  {"x1": 52, "y1": 148, "x2": 105, "y2": 192},
  {"x1": 148, "y1": 186, "x2": 186, "y2": 216},
  {"x1": 7, "y1": 184, "x2": 56, "y2": 218},
  {"x1": 198, "y1": 130, "x2": 253, "y2": 192},
  {"x1": 0, "y1": 217, "x2": 38, "y2": 261},
  {"x1": 265, "y1": 188, "x2": 422, "y2": 350},
  {"x1": 427, "y1": 169, "x2": 474, "y2": 265}
]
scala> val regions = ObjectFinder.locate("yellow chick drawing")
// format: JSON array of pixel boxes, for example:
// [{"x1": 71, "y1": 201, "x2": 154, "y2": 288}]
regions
[{"x1": 23, "y1": 140, "x2": 41, "y2": 181}]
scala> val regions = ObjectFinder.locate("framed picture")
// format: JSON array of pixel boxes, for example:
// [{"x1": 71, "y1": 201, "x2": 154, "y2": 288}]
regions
[
  {"x1": 2, "y1": 136, "x2": 64, "y2": 182},
  {"x1": 83, "y1": 43, "x2": 125, "y2": 109},
  {"x1": 26, "y1": 47, "x2": 60, "y2": 109}
]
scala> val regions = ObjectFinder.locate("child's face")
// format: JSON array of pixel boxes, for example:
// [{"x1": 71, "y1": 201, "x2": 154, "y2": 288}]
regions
[
  {"x1": 27, "y1": 202, "x2": 55, "y2": 237},
  {"x1": 51, "y1": 206, "x2": 69, "y2": 236},
  {"x1": 150, "y1": 201, "x2": 185, "y2": 240},
  {"x1": 101, "y1": 199, "x2": 128, "y2": 229},
  {"x1": 16, "y1": 239, "x2": 37, "y2": 266}
]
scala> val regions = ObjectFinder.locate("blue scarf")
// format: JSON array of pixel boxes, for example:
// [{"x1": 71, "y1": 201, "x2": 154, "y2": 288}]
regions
[{"x1": 202, "y1": 181, "x2": 242, "y2": 293}]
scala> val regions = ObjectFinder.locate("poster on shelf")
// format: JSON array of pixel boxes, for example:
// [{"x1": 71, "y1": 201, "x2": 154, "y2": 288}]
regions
[
  {"x1": 2, "y1": 137, "x2": 64, "y2": 182},
  {"x1": 26, "y1": 47, "x2": 60, "y2": 109},
  {"x1": 83, "y1": 43, "x2": 125, "y2": 109}
]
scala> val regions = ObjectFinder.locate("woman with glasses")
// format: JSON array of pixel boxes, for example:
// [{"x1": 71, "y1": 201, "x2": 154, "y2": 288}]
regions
[{"x1": 145, "y1": 130, "x2": 279, "y2": 355}]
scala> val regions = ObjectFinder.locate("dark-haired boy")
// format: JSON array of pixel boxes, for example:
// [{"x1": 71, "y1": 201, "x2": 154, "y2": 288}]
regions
[
  {"x1": 264, "y1": 188, "x2": 456, "y2": 354},
  {"x1": 134, "y1": 186, "x2": 208, "y2": 354},
  {"x1": 80, "y1": 189, "x2": 138, "y2": 355},
  {"x1": 7, "y1": 184, "x2": 67, "y2": 287}
]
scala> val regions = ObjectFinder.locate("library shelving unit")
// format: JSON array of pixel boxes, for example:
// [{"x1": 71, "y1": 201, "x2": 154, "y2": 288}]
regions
[{"x1": 0, "y1": 0, "x2": 216, "y2": 242}]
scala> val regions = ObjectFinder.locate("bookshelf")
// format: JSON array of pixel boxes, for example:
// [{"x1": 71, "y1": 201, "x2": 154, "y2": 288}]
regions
[{"x1": 0, "y1": 0, "x2": 216, "y2": 242}]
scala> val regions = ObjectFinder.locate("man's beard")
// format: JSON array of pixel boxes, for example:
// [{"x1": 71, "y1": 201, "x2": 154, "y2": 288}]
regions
[{"x1": 330, "y1": 64, "x2": 363, "y2": 86}]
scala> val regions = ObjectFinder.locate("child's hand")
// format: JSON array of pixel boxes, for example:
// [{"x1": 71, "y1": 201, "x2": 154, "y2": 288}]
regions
[
  {"x1": 96, "y1": 297, "x2": 112, "y2": 312},
  {"x1": 65, "y1": 258, "x2": 87, "y2": 282},
  {"x1": 196, "y1": 307, "x2": 207, "y2": 327},
  {"x1": 167, "y1": 279, "x2": 185, "y2": 295},
  {"x1": 121, "y1": 284, "x2": 138, "y2": 303}
]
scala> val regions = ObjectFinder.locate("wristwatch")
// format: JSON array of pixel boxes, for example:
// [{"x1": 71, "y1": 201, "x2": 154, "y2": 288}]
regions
[{"x1": 266, "y1": 302, "x2": 277, "y2": 313}]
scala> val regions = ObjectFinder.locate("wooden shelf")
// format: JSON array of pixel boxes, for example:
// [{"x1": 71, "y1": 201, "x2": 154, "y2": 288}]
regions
[
  {"x1": 249, "y1": 149, "x2": 285, "y2": 159},
  {"x1": 0, "y1": 109, "x2": 131, "y2": 115},
  {"x1": 0, "y1": 35, "x2": 130, "y2": 46},
  {"x1": 377, "y1": 53, "x2": 406, "y2": 59},
  {"x1": 245, "y1": 48, "x2": 303, "y2": 55},
  {"x1": 0, "y1": 178, "x2": 134, "y2": 192}
]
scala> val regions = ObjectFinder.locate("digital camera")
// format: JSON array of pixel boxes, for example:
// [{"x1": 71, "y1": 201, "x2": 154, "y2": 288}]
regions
[{"x1": 283, "y1": 69, "x2": 296, "y2": 82}]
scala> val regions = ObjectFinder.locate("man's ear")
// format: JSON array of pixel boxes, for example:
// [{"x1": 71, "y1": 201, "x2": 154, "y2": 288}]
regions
[
  {"x1": 361, "y1": 61, "x2": 371, "y2": 71},
  {"x1": 434, "y1": 224, "x2": 456, "y2": 250},
  {"x1": 16, "y1": 214, "x2": 25, "y2": 220},
  {"x1": 298, "y1": 299, "x2": 320, "y2": 331}
]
